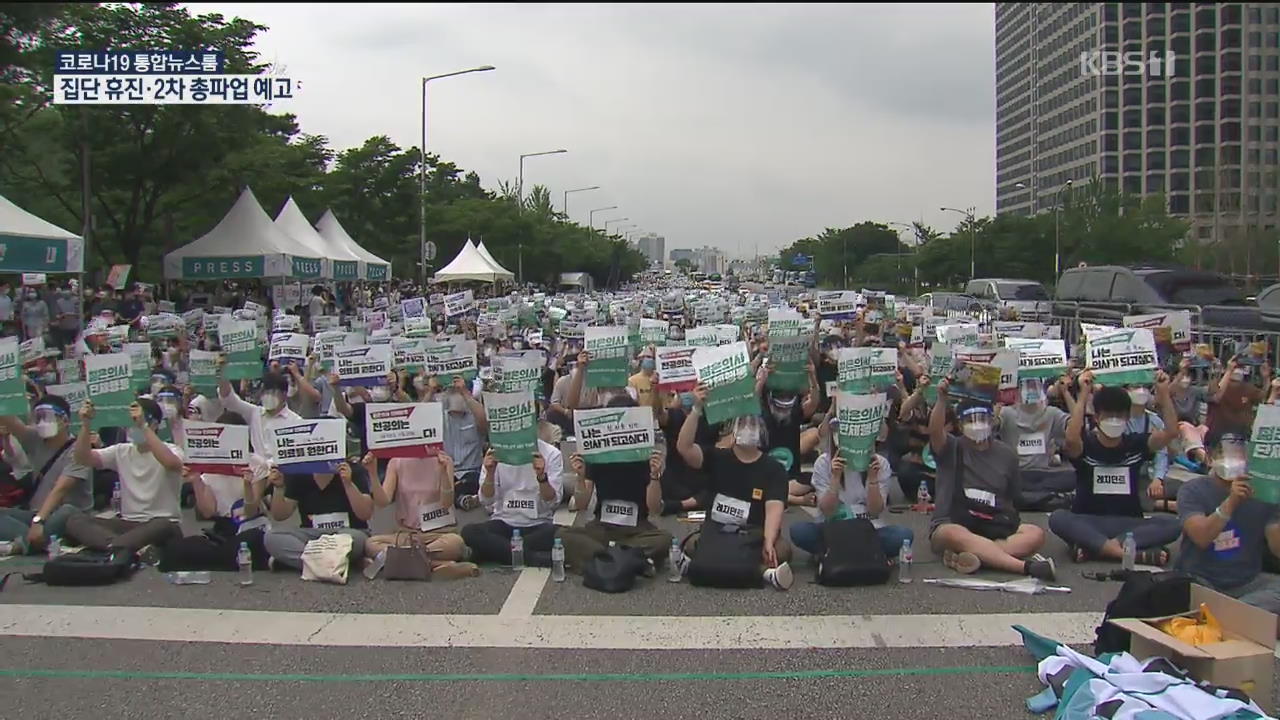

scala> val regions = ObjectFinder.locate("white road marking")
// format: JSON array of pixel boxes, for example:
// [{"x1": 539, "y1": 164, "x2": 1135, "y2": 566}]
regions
[
  {"x1": 498, "y1": 567, "x2": 550, "y2": 617},
  {"x1": 0, "y1": 604, "x2": 1104, "y2": 650}
]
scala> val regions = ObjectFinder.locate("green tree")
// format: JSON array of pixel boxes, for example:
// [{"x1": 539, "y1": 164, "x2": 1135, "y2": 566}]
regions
[{"x1": 674, "y1": 258, "x2": 693, "y2": 273}]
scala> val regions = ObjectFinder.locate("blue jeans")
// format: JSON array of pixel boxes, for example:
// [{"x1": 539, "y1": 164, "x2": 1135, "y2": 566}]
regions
[
  {"x1": 790, "y1": 520, "x2": 915, "y2": 558},
  {"x1": 0, "y1": 504, "x2": 79, "y2": 554}
]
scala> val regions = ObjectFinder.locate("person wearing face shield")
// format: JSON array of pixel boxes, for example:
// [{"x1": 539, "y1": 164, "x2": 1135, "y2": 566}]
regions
[
  {"x1": 217, "y1": 359, "x2": 302, "y2": 464},
  {"x1": 0, "y1": 395, "x2": 93, "y2": 555},
  {"x1": 1174, "y1": 435, "x2": 1280, "y2": 613},
  {"x1": 1191, "y1": 355, "x2": 1271, "y2": 466},
  {"x1": 676, "y1": 384, "x2": 794, "y2": 590},
  {"x1": 928, "y1": 380, "x2": 1054, "y2": 581},
  {"x1": 1051, "y1": 372, "x2": 1182, "y2": 566},
  {"x1": 64, "y1": 399, "x2": 184, "y2": 555},
  {"x1": 996, "y1": 377, "x2": 1074, "y2": 510}
]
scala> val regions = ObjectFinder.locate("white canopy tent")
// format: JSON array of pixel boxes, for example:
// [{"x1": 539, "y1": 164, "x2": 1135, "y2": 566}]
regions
[
  {"x1": 163, "y1": 187, "x2": 326, "y2": 281},
  {"x1": 475, "y1": 241, "x2": 516, "y2": 278},
  {"x1": 274, "y1": 197, "x2": 341, "y2": 280},
  {"x1": 0, "y1": 193, "x2": 84, "y2": 273},
  {"x1": 315, "y1": 209, "x2": 391, "y2": 282},
  {"x1": 433, "y1": 239, "x2": 514, "y2": 283}
]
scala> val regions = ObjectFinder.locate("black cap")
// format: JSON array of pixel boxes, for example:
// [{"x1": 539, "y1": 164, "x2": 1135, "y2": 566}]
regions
[
  {"x1": 261, "y1": 371, "x2": 289, "y2": 394},
  {"x1": 135, "y1": 397, "x2": 163, "y2": 426}
]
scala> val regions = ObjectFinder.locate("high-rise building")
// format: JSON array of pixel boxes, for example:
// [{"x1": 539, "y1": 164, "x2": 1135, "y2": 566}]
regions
[
  {"x1": 669, "y1": 248, "x2": 697, "y2": 266},
  {"x1": 634, "y1": 233, "x2": 666, "y2": 267},
  {"x1": 995, "y1": 3, "x2": 1280, "y2": 246}
]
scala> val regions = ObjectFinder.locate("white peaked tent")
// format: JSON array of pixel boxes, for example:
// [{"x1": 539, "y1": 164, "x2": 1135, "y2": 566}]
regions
[
  {"x1": 475, "y1": 241, "x2": 515, "y2": 278},
  {"x1": 0, "y1": 192, "x2": 84, "y2": 272},
  {"x1": 315, "y1": 209, "x2": 391, "y2": 282},
  {"x1": 163, "y1": 187, "x2": 327, "y2": 280},
  {"x1": 433, "y1": 239, "x2": 514, "y2": 283},
  {"x1": 273, "y1": 197, "x2": 338, "y2": 280}
]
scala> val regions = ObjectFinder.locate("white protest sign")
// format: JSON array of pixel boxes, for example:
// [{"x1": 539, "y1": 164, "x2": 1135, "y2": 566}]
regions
[
  {"x1": 1085, "y1": 326, "x2": 1158, "y2": 386},
  {"x1": 445, "y1": 290, "x2": 475, "y2": 317},
  {"x1": 334, "y1": 345, "x2": 393, "y2": 387},
  {"x1": 45, "y1": 382, "x2": 87, "y2": 416},
  {"x1": 424, "y1": 338, "x2": 478, "y2": 381},
  {"x1": 401, "y1": 297, "x2": 427, "y2": 319},
  {"x1": 1004, "y1": 338, "x2": 1068, "y2": 381},
  {"x1": 270, "y1": 419, "x2": 347, "y2": 473},
  {"x1": 1123, "y1": 311, "x2": 1192, "y2": 353},
  {"x1": 181, "y1": 421, "x2": 251, "y2": 473},
  {"x1": 311, "y1": 315, "x2": 339, "y2": 333},
  {"x1": 573, "y1": 406, "x2": 656, "y2": 464},
  {"x1": 953, "y1": 347, "x2": 1020, "y2": 405},
  {"x1": 656, "y1": 346, "x2": 698, "y2": 393},
  {"x1": 269, "y1": 332, "x2": 311, "y2": 368},
  {"x1": 365, "y1": 402, "x2": 444, "y2": 458},
  {"x1": 272, "y1": 314, "x2": 302, "y2": 334}
]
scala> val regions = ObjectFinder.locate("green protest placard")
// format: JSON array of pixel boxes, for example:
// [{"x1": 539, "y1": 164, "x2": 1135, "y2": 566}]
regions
[
  {"x1": 837, "y1": 347, "x2": 898, "y2": 394},
  {"x1": 640, "y1": 318, "x2": 667, "y2": 347},
  {"x1": 84, "y1": 353, "x2": 134, "y2": 429},
  {"x1": 218, "y1": 316, "x2": 261, "y2": 381},
  {"x1": 693, "y1": 341, "x2": 757, "y2": 425},
  {"x1": 1248, "y1": 404, "x2": 1280, "y2": 504},
  {"x1": 483, "y1": 389, "x2": 538, "y2": 465},
  {"x1": 189, "y1": 349, "x2": 220, "y2": 394},
  {"x1": 767, "y1": 309, "x2": 805, "y2": 338},
  {"x1": 765, "y1": 334, "x2": 811, "y2": 392},
  {"x1": 423, "y1": 338, "x2": 477, "y2": 382},
  {"x1": 924, "y1": 344, "x2": 953, "y2": 406},
  {"x1": 685, "y1": 326, "x2": 718, "y2": 347},
  {"x1": 125, "y1": 342, "x2": 152, "y2": 391},
  {"x1": 494, "y1": 352, "x2": 544, "y2": 399},
  {"x1": 1004, "y1": 338, "x2": 1067, "y2": 381},
  {"x1": 572, "y1": 406, "x2": 655, "y2": 464},
  {"x1": 0, "y1": 337, "x2": 26, "y2": 416},
  {"x1": 391, "y1": 337, "x2": 426, "y2": 373},
  {"x1": 836, "y1": 391, "x2": 887, "y2": 472},
  {"x1": 584, "y1": 326, "x2": 630, "y2": 388},
  {"x1": 1086, "y1": 326, "x2": 1157, "y2": 386}
]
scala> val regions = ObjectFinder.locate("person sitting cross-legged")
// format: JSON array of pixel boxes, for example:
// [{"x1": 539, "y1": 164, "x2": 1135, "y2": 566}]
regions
[{"x1": 927, "y1": 378, "x2": 1055, "y2": 581}]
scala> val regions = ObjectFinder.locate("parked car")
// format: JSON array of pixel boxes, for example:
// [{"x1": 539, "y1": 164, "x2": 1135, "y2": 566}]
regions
[
  {"x1": 1054, "y1": 264, "x2": 1264, "y2": 330},
  {"x1": 918, "y1": 291, "x2": 979, "y2": 315},
  {"x1": 962, "y1": 278, "x2": 1052, "y2": 323}
]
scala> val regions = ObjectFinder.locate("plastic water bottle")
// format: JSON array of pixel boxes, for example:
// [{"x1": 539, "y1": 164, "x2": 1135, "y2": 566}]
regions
[
  {"x1": 551, "y1": 538, "x2": 566, "y2": 582},
  {"x1": 237, "y1": 542, "x2": 253, "y2": 586},
  {"x1": 110, "y1": 485, "x2": 122, "y2": 517},
  {"x1": 1122, "y1": 532, "x2": 1137, "y2": 571},
  {"x1": 668, "y1": 537, "x2": 683, "y2": 583},
  {"x1": 917, "y1": 481, "x2": 932, "y2": 509},
  {"x1": 510, "y1": 529, "x2": 525, "y2": 570},
  {"x1": 47, "y1": 535, "x2": 61, "y2": 560},
  {"x1": 898, "y1": 539, "x2": 913, "y2": 583},
  {"x1": 164, "y1": 571, "x2": 212, "y2": 585},
  {"x1": 608, "y1": 540, "x2": 617, "y2": 548}
]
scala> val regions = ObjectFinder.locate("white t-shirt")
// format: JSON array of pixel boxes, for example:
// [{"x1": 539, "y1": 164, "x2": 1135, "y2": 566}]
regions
[
  {"x1": 96, "y1": 442, "x2": 185, "y2": 521},
  {"x1": 809, "y1": 451, "x2": 891, "y2": 528},
  {"x1": 482, "y1": 439, "x2": 565, "y2": 528}
]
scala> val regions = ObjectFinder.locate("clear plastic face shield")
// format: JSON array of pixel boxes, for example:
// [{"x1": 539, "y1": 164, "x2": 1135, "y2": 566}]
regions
[
  {"x1": 1212, "y1": 434, "x2": 1248, "y2": 481},
  {"x1": 1019, "y1": 378, "x2": 1045, "y2": 409},
  {"x1": 33, "y1": 405, "x2": 67, "y2": 438},
  {"x1": 156, "y1": 391, "x2": 181, "y2": 420},
  {"x1": 731, "y1": 415, "x2": 767, "y2": 450},
  {"x1": 959, "y1": 406, "x2": 993, "y2": 444}
]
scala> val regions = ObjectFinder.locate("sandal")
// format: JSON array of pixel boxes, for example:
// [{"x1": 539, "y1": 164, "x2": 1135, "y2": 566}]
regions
[
  {"x1": 1134, "y1": 547, "x2": 1169, "y2": 568},
  {"x1": 943, "y1": 549, "x2": 980, "y2": 575}
]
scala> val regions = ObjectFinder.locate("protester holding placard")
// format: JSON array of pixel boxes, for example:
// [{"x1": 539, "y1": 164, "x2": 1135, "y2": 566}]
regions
[
  {"x1": 217, "y1": 358, "x2": 302, "y2": 464},
  {"x1": 927, "y1": 379, "x2": 1055, "y2": 581},
  {"x1": 65, "y1": 398, "x2": 185, "y2": 556},
  {"x1": 0, "y1": 395, "x2": 92, "y2": 555},
  {"x1": 675, "y1": 383, "x2": 794, "y2": 590},
  {"x1": 182, "y1": 412, "x2": 271, "y2": 560},
  {"x1": 1051, "y1": 371, "x2": 1182, "y2": 566},
  {"x1": 994, "y1": 376, "x2": 1075, "y2": 510},
  {"x1": 362, "y1": 449, "x2": 479, "y2": 581},
  {"x1": 757, "y1": 358, "x2": 820, "y2": 490},
  {"x1": 657, "y1": 389, "x2": 715, "y2": 516},
  {"x1": 263, "y1": 456, "x2": 374, "y2": 572},
  {"x1": 461, "y1": 437, "x2": 564, "y2": 568},
  {"x1": 561, "y1": 396, "x2": 671, "y2": 573}
]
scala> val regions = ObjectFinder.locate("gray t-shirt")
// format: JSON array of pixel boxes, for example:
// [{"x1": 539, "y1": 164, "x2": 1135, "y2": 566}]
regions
[
  {"x1": 443, "y1": 407, "x2": 485, "y2": 473},
  {"x1": 1171, "y1": 385, "x2": 1207, "y2": 425},
  {"x1": 930, "y1": 434, "x2": 1021, "y2": 531},
  {"x1": 997, "y1": 405, "x2": 1068, "y2": 471},
  {"x1": 1176, "y1": 475, "x2": 1280, "y2": 589},
  {"x1": 17, "y1": 429, "x2": 93, "y2": 511}
]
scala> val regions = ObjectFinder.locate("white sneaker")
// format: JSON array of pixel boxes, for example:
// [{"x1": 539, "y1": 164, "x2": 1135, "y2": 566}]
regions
[
  {"x1": 764, "y1": 562, "x2": 794, "y2": 591},
  {"x1": 362, "y1": 550, "x2": 386, "y2": 580}
]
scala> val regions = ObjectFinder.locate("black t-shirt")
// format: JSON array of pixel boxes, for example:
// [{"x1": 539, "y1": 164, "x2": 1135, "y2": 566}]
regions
[
  {"x1": 702, "y1": 446, "x2": 788, "y2": 527},
  {"x1": 663, "y1": 407, "x2": 716, "y2": 477},
  {"x1": 762, "y1": 397, "x2": 805, "y2": 477},
  {"x1": 347, "y1": 402, "x2": 368, "y2": 455},
  {"x1": 586, "y1": 460, "x2": 650, "y2": 524},
  {"x1": 816, "y1": 362, "x2": 837, "y2": 414},
  {"x1": 1070, "y1": 432, "x2": 1153, "y2": 517},
  {"x1": 284, "y1": 466, "x2": 370, "y2": 530},
  {"x1": 118, "y1": 298, "x2": 144, "y2": 322}
]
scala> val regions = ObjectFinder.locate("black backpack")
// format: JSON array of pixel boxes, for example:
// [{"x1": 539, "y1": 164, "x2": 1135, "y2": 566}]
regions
[
  {"x1": 816, "y1": 518, "x2": 891, "y2": 586},
  {"x1": 582, "y1": 544, "x2": 647, "y2": 593},
  {"x1": 0, "y1": 550, "x2": 138, "y2": 590},
  {"x1": 686, "y1": 523, "x2": 763, "y2": 588},
  {"x1": 1093, "y1": 570, "x2": 1193, "y2": 655}
]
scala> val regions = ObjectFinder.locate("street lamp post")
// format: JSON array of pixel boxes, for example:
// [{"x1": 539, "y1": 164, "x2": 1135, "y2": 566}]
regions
[
  {"x1": 589, "y1": 206, "x2": 618, "y2": 230},
  {"x1": 603, "y1": 217, "x2": 629, "y2": 235},
  {"x1": 563, "y1": 185, "x2": 600, "y2": 217},
  {"x1": 888, "y1": 221, "x2": 914, "y2": 291},
  {"x1": 420, "y1": 65, "x2": 495, "y2": 288},
  {"x1": 1053, "y1": 180, "x2": 1074, "y2": 280},
  {"x1": 517, "y1": 149, "x2": 568, "y2": 208},
  {"x1": 941, "y1": 206, "x2": 977, "y2": 280}
]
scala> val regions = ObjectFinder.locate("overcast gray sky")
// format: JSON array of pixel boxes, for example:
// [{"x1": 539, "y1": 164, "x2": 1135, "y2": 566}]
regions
[{"x1": 187, "y1": 2, "x2": 996, "y2": 258}]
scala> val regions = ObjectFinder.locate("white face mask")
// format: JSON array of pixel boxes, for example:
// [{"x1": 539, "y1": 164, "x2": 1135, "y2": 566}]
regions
[
  {"x1": 370, "y1": 386, "x2": 391, "y2": 402},
  {"x1": 35, "y1": 420, "x2": 59, "y2": 439},
  {"x1": 1213, "y1": 458, "x2": 1247, "y2": 480},
  {"x1": 1128, "y1": 389, "x2": 1151, "y2": 407},
  {"x1": 1098, "y1": 418, "x2": 1127, "y2": 439},
  {"x1": 733, "y1": 420, "x2": 761, "y2": 449},
  {"x1": 261, "y1": 393, "x2": 282, "y2": 412},
  {"x1": 961, "y1": 421, "x2": 991, "y2": 443},
  {"x1": 1232, "y1": 370, "x2": 1247, "y2": 382},
  {"x1": 160, "y1": 401, "x2": 178, "y2": 420}
]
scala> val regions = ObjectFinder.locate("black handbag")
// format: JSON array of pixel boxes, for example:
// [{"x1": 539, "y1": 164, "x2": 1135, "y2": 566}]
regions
[
  {"x1": 686, "y1": 522, "x2": 763, "y2": 588},
  {"x1": 0, "y1": 550, "x2": 138, "y2": 590},
  {"x1": 816, "y1": 518, "x2": 891, "y2": 586},
  {"x1": 582, "y1": 544, "x2": 647, "y2": 593}
]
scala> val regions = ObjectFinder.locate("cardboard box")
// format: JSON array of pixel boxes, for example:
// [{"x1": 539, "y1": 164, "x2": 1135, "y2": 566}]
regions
[{"x1": 1108, "y1": 584, "x2": 1277, "y2": 715}]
